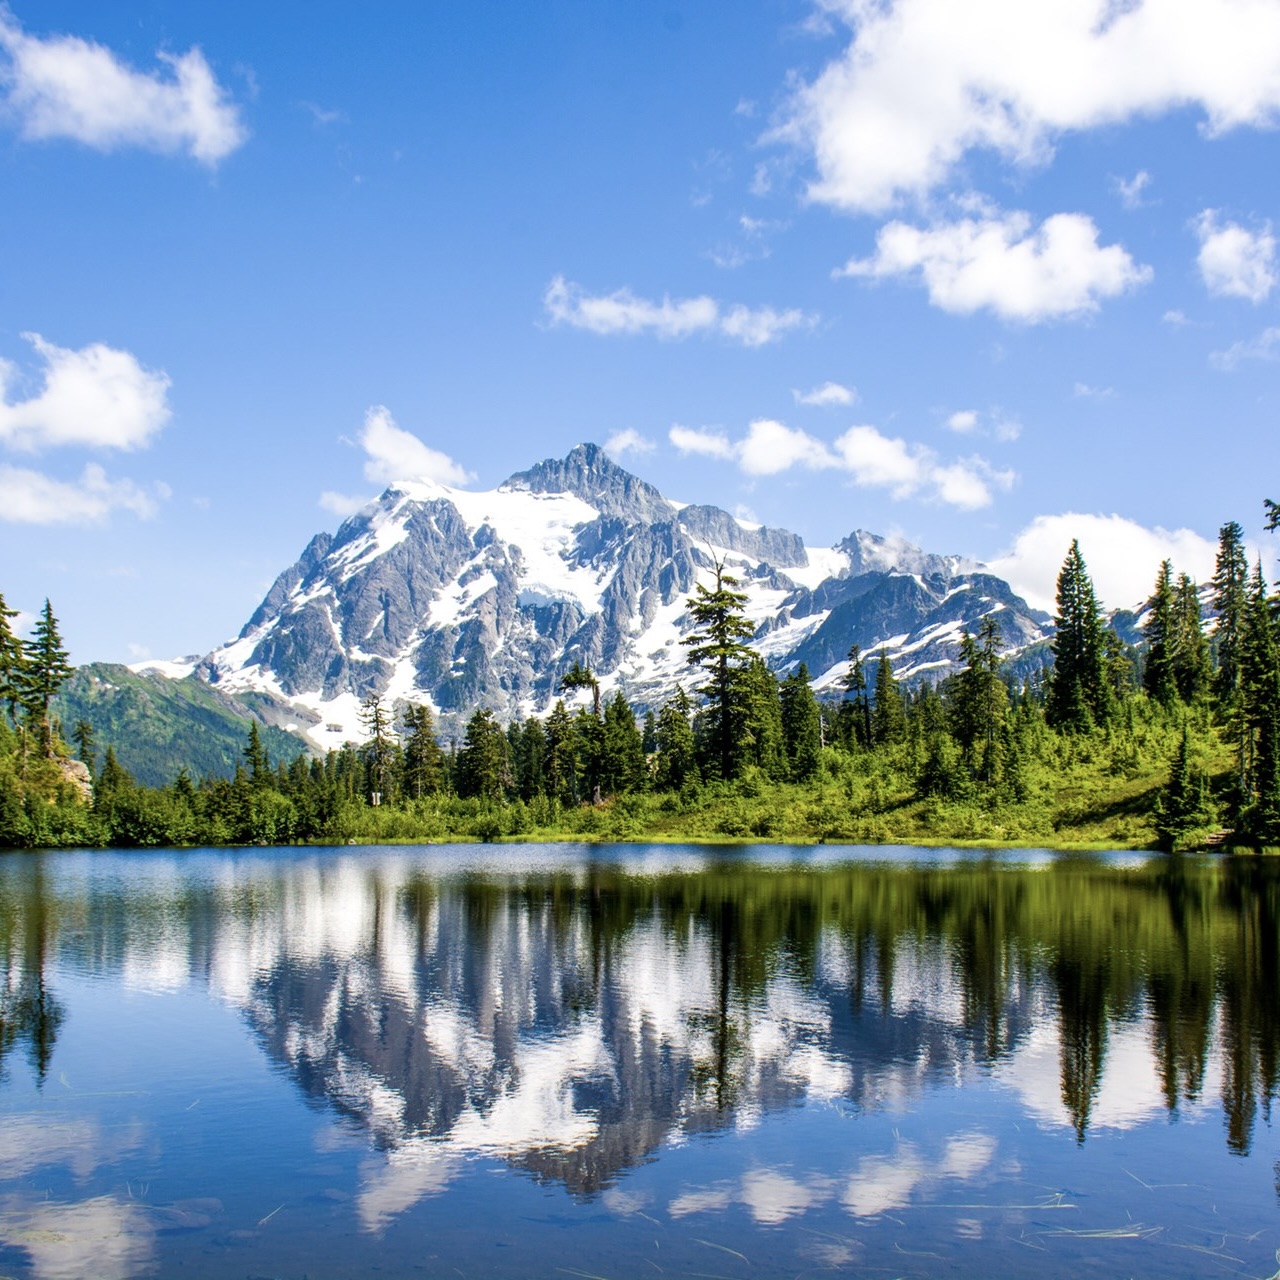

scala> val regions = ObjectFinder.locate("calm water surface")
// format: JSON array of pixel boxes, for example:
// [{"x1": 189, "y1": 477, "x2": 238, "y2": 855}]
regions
[{"x1": 1, "y1": 843, "x2": 1278, "y2": 1279}]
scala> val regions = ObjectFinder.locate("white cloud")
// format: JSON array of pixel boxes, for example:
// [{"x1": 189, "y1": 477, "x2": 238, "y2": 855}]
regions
[
  {"x1": 0, "y1": 333, "x2": 171, "y2": 453},
  {"x1": 1195, "y1": 210, "x2": 1277, "y2": 302},
  {"x1": 1114, "y1": 169, "x2": 1151, "y2": 209},
  {"x1": 318, "y1": 490, "x2": 369, "y2": 517},
  {"x1": 1073, "y1": 381, "x2": 1115, "y2": 398},
  {"x1": 603, "y1": 428, "x2": 655, "y2": 459},
  {"x1": 670, "y1": 416, "x2": 1013, "y2": 509},
  {"x1": 668, "y1": 424, "x2": 736, "y2": 459},
  {"x1": 358, "y1": 406, "x2": 472, "y2": 486},
  {"x1": 0, "y1": 12, "x2": 246, "y2": 164},
  {"x1": 0, "y1": 462, "x2": 159, "y2": 523},
  {"x1": 990, "y1": 512, "x2": 1218, "y2": 612},
  {"x1": 1210, "y1": 325, "x2": 1280, "y2": 369},
  {"x1": 794, "y1": 380, "x2": 856, "y2": 407},
  {"x1": 739, "y1": 417, "x2": 837, "y2": 474},
  {"x1": 1163, "y1": 308, "x2": 1191, "y2": 326},
  {"x1": 838, "y1": 209, "x2": 1152, "y2": 321},
  {"x1": 775, "y1": 0, "x2": 1280, "y2": 213},
  {"x1": 945, "y1": 409, "x2": 979, "y2": 432},
  {"x1": 543, "y1": 276, "x2": 814, "y2": 346}
]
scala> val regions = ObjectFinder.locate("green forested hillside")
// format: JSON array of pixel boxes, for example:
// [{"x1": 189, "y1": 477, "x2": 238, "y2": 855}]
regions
[{"x1": 52, "y1": 664, "x2": 309, "y2": 786}]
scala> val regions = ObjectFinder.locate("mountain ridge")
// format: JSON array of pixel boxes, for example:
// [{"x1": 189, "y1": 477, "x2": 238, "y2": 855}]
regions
[{"x1": 179, "y1": 443, "x2": 1050, "y2": 750}]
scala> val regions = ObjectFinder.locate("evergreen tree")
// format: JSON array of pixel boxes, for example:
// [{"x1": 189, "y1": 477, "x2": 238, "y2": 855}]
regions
[
  {"x1": 512, "y1": 716, "x2": 547, "y2": 802},
  {"x1": 559, "y1": 662, "x2": 602, "y2": 802},
  {"x1": 401, "y1": 703, "x2": 443, "y2": 799},
  {"x1": 22, "y1": 600, "x2": 74, "y2": 754},
  {"x1": 1155, "y1": 726, "x2": 1206, "y2": 851},
  {"x1": 871, "y1": 650, "x2": 906, "y2": 746},
  {"x1": 1238, "y1": 560, "x2": 1280, "y2": 842},
  {"x1": 1213, "y1": 520, "x2": 1250, "y2": 704},
  {"x1": 682, "y1": 558, "x2": 755, "y2": 781},
  {"x1": 1045, "y1": 541, "x2": 1111, "y2": 731},
  {"x1": 949, "y1": 616, "x2": 1007, "y2": 783},
  {"x1": 71, "y1": 719, "x2": 97, "y2": 775},
  {"x1": 242, "y1": 721, "x2": 270, "y2": 787},
  {"x1": 779, "y1": 663, "x2": 822, "y2": 781},
  {"x1": 601, "y1": 691, "x2": 647, "y2": 794},
  {"x1": 455, "y1": 708, "x2": 509, "y2": 801},
  {"x1": 1171, "y1": 572, "x2": 1210, "y2": 703},
  {"x1": 654, "y1": 687, "x2": 698, "y2": 791},
  {"x1": 0, "y1": 591, "x2": 26, "y2": 728},
  {"x1": 359, "y1": 694, "x2": 394, "y2": 804},
  {"x1": 1143, "y1": 560, "x2": 1178, "y2": 707},
  {"x1": 737, "y1": 657, "x2": 786, "y2": 780},
  {"x1": 544, "y1": 700, "x2": 578, "y2": 804},
  {"x1": 841, "y1": 643, "x2": 872, "y2": 750}
]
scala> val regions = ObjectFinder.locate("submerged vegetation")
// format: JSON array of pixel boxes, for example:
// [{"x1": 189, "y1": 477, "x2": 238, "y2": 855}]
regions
[{"x1": 2, "y1": 509, "x2": 1279, "y2": 851}]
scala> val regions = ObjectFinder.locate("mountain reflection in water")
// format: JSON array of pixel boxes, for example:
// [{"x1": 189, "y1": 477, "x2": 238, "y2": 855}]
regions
[{"x1": 1, "y1": 847, "x2": 1278, "y2": 1229}]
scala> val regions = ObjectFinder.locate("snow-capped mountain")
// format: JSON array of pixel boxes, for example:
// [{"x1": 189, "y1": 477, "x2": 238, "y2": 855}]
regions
[{"x1": 193, "y1": 444, "x2": 1049, "y2": 750}]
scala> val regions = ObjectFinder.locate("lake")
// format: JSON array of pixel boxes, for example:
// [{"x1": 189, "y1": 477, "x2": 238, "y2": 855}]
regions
[{"x1": 0, "y1": 844, "x2": 1277, "y2": 1279}]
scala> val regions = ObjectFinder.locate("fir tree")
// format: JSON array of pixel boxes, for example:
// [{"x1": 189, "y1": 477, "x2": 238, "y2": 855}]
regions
[
  {"x1": 401, "y1": 703, "x2": 443, "y2": 799},
  {"x1": 559, "y1": 662, "x2": 602, "y2": 802},
  {"x1": 1155, "y1": 726, "x2": 1205, "y2": 851},
  {"x1": 359, "y1": 694, "x2": 394, "y2": 803},
  {"x1": 949, "y1": 615, "x2": 1007, "y2": 783},
  {"x1": 71, "y1": 719, "x2": 97, "y2": 775},
  {"x1": 780, "y1": 663, "x2": 822, "y2": 781},
  {"x1": 1045, "y1": 541, "x2": 1111, "y2": 731},
  {"x1": 0, "y1": 591, "x2": 26, "y2": 728},
  {"x1": 1213, "y1": 520, "x2": 1250, "y2": 703},
  {"x1": 22, "y1": 600, "x2": 74, "y2": 754},
  {"x1": 871, "y1": 650, "x2": 906, "y2": 746},
  {"x1": 682, "y1": 558, "x2": 754, "y2": 781},
  {"x1": 1143, "y1": 560, "x2": 1178, "y2": 707},
  {"x1": 841, "y1": 643, "x2": 872, "y2": 750},
  {"x1": 455, "y1": 708, "x2": 509, "y2": 801},
  {"x1": 737, "y1": 657, "x2": 786, "y2": 780},
  {"x1": 655, "y1": 687, "x2": 698, "y2": 791},
  {"x1": 544, "y1": 700, "x2": 578, "y2": 804},
  {"x1": 601, "y1": 691, "x2": 647, "y2": 794},
  {"x1": 1171, "y1": 572, "x2": 1210, "y2": 703}
]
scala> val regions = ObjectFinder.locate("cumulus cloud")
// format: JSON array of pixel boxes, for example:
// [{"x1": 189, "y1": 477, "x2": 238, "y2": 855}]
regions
[
  {"x1": 945, "y1": 409, "x2": 978, "y2": 432},
  {"x1": 794, "y1": 380, "x2": 856, "y2": 407},
  {"x1": 838, "y1": 209, "x2": 1151, "y2": 321},
  {"x1": 669, "y1": 418, "x2": 1014, "y2": 509},
  {"x1": 358, "y1": 406, "x2": 472, "y2": 486},
  {"x1": 603, "y1": 428, "x2": 655, "y2": 459},
  {"x1": 0, "y1": 461, "x2": 159, "y2": 523},
  {"x1": 543, "y1": 276, "x2": 814, "y2": 346},
  {"x1": 668, "y1": 424, "x2": 736, "y2": 459},
  {"x1": 775, "y1": 0, "x2": 1280, "y2": 213},
  {"x1": 1114, "y1": 169, "x2": 1151, "y2": 209},
  {"x1": 0, "y1": 11, "x2": 247, "y2": 164},
  {"x1": 1195, "y1": 210, "x2": 1277, "y2": 302},
  {"x1": 0, "y1": 333, "x2": 171, "y2": 452},
  {"x1": 1210, "y1": 325, "x2": 1280, "y2": 370},
  {"x1": 990, "y1": 512, "x2": 1219, "y2": 612}
]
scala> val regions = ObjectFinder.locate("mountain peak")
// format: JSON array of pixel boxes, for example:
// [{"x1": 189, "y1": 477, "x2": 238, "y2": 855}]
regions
[{"x1": 505, "y1": 443, "x2": 674, "y2": 523}]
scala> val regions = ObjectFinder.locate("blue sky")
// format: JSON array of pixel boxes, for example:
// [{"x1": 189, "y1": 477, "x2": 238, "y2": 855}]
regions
[{"x1": 2, "y1": 0, "x2": 1279, "y2": 662}]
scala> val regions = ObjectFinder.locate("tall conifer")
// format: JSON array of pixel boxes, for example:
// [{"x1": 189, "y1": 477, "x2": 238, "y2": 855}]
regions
[{"x1": 1045, "y1": 541, "x2": 1110, "y2": 731}]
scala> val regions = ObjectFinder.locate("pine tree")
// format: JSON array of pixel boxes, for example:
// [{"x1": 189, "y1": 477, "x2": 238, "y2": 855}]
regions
[
  {"x1": 455, "y1": 708, "x2": 509, "y2": 801},
  {"x1": 1213, "y1": 520, "x2": 1250, "y2": 704},
  {"x1": 21, "y1": 600, "x2": 74, "y2": 756},
  {"x1": 737, "y1": 657, "x2": 786, "y2": 779},
  {"x1": 682, "y1": 558, "x2": 755, "y2": 781},
  {"x1": 0, "y1": 591, "x2": 27, "y2": 728},
  {"x1": 401, "y1": 703, "x2": 443, "y2": 799},
  {"x1": 871, "y1": 650, "x2": 906, "y2": 746},
  {"x1": 655, "y1": 687, "x2": 698, "y2": 791},
  {"x1": 544, "y1": 700, "x2": 578, "y2": 804},
  {"x1": 1155, "y1": 726, "x2": 1205, "y2": 851},
  {"x1": 1238, "y1": 559, "x2": 1280, "y2": 842},
  {"x1": 1171, "y1": 572, "x2": 1210, "y2": 703},
  {"x1": 601, "y1": 691, "x2": 647, "y2": 794},
  {"x1": 559, "y1": 662, "x2": 602, "y2": 802},
  {"x1": 359, "y1": 694, "x2": 394, "y2": 803},
  {"x1": 780, "y1": 663, "x2": 822, "y2": 781},
  {"x1": 1143, "y1": 560, "x2": 1178, "y2": 707},
  {"x1": 949, "y1": 615, "x2": 1007, "y2": 783},
  {"x1": 841, "y1": 643, "x2": 872, "y2": 750},
  {"x1": 1045, "y1": 541, "x2": 1111, "y2": 731},
  {"x1": 71, "y1": 719, "x2": 97, "y2": 775},
  {"x1": 242, "y1": 721, "x2": 270, "y2": 787}
]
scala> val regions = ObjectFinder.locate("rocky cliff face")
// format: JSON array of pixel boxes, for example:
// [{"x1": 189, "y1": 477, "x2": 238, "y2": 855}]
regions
[{"x1": 199, "y1": 444, "x2": 1050, "y2": 749}]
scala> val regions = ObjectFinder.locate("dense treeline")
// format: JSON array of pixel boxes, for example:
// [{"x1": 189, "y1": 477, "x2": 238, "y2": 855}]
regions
[{"x1": 2, "y1": 504, "x2": 1279, "y2": 850}]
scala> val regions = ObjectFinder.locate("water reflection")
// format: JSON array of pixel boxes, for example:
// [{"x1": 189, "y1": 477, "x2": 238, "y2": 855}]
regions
[{"x1": 1, "y1": 847, "x2": 1278, "y2": 1230}]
